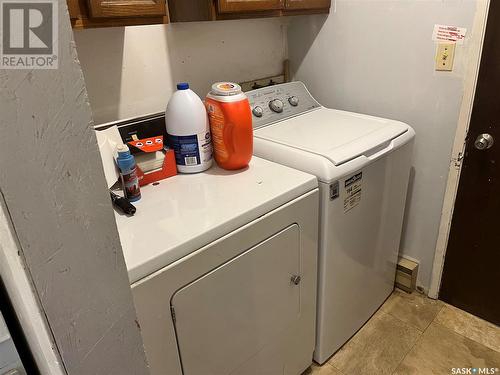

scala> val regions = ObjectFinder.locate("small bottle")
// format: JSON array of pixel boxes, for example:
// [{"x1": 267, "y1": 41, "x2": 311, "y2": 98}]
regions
[
  {"x1": 116, "y1": 144, "x2": 141, "y2": 202},
  {"x1": 165, "y1": 82, "x2": 213, "y2": 173}
]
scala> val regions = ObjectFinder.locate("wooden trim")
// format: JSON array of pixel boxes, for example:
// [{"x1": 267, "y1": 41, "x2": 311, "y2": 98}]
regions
[
  {"x1": 87, "y1": 0, "x2": 166, "y2": 18},
  {"x1": 215, "y1": 8, "x2": 281, "y2": 20},
  {"x1": 218, "y1": 0, "x2": 283, "y2": 14},
  {"x1": 428, "y1": 0, "x2": 490, "y2": 299},
  {"x1": 71, "y1": 16, "x2": 166, "y2": 28},
  {"x1": 285, "y1": 0, "x2": 330, "y2": 10},
  {"x1": 282, "y1": 7, "x2": 328, "y2": 16}
]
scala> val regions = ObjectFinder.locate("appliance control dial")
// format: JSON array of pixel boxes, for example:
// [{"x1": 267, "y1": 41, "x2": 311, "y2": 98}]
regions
[
  {"x1": 269, "y1": 99, "x2": 284, "y2": 113},
  {"x1": 288, "y1": 96, "x2": 299, "y2": 106},
  {"x1": 252, "y1": 106, "x2": 264, "y2": 117}
]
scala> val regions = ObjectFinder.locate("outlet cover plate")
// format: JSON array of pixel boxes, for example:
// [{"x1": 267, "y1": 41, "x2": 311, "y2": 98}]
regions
[{"x1": 435, "y1": 43, "x2": 456, "y2": 71}]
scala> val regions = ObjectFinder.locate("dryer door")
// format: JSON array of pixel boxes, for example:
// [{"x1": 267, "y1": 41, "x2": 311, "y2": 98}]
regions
[{"x1": 171, "y1": 224, "x2": 301, "y2": 375}]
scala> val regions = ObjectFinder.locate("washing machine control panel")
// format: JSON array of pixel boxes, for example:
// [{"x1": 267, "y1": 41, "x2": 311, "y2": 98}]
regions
[{"x1": 247, "y1": 81, "x2": 321, "y2": 129}]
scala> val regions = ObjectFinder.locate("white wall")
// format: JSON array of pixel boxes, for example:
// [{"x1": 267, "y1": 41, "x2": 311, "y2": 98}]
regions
[
  {"x1": 0, "y1": 1, "x2": 149, "y2": 373},
  {"x1": 74, "y1": 19, "x2": 287, "y2": 124},
  {"x1": 288, "y1": 0, "x2": 482, "y2": 289}
]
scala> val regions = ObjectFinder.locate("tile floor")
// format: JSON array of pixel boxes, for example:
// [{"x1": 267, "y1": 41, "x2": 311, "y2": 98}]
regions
[{"x1": 303, "y1": 289, "x2": 500, "y2": 375}]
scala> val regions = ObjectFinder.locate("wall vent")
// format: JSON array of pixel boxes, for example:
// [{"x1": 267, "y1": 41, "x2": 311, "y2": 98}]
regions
[{"x1": 395, "y1": 257, "x2": 419, "y2": 293}]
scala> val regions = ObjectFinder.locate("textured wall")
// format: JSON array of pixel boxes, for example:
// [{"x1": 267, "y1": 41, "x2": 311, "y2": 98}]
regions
[
  {"x1": 288, "y1": 0, "x2": 481, "y2": 289},
  {"x1": 73, "y1": 19, "x2": 287, "y2": 124},
  {"x1": 0, "y1": 2, "x2": 148, "y2": 374}
]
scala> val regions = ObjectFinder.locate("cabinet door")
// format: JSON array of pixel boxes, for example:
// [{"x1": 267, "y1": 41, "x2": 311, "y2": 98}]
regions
[
  {"x1": 168, "y1": 0, "x2": 216, "y2": 22},
  {"x1": 87, "y1": 0, "x2": 166, "y2": 18},
  {"x1": 218, "y1": 0, "x2": 283, "y2": 13},
  {"x1": 285, "y1": 0, "x2": 330, "y2": 10},
  {"x1": 171, "y1": 225, "x2": 301, "y2": 375},
  {"x1": 67, "y1": 0, "x2": 83, "y2": 19}
]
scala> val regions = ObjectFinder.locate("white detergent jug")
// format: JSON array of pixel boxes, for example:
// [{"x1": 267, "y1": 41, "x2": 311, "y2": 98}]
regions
[{"x1": 165, "y1": 82, "x2": 213, "y2": 173}]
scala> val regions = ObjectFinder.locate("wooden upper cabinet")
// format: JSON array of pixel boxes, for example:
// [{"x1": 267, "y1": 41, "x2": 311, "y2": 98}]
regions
[
  {"x1": 87, "y1": 0, "x2": 166, "y2": 18},
  {"x1": 67, "y1": 0, "x2": 167, "y2": 28},
  {"x1": 67, "y1": 0, "x2": 330, "y2": 28},
  {"x1": 285, "y1": 0, "x2": 330, "y2": 10},
  {"x1": 218, "y1": 0, "x2": 283, "y2": 13},
  {"x1": 67, "y1": 0, "x2": 83, "y2": 17}
]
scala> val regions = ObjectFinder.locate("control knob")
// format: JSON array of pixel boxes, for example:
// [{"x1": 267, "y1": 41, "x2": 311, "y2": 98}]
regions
[
  {"x1": 269, "y1": 99, "x2": 284, "y2": 113},
  {"x1": 288, "y1": 96, "x2": 299, "y2": 106},
  {"x1": 252, "y1": 106, "x2": 264, "y2": 117}
]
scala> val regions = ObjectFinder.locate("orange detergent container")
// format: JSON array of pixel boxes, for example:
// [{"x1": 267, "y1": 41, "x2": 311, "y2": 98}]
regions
[{"x1": 205, "y1": 82, "x2": 253, "y2": 170}]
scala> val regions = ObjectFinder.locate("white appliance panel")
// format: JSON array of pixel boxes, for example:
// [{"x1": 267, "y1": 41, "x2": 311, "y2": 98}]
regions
[
  {"x1": 248, "y1": 81, "x2": 320, "y2": 129},
  {"x1": 131, "y1": 190, "x2": 319, "y2": 375},
  {"x1": 255, "y1": 108, "x2": 408, "y2": 166},
  {"x1": 172, "y1": 225, "x2": 300, "y2": 375},
  {"x1": 116, "y1": 157, "x2": 317, "y2": 283},
  {"x1": 315, "y1": 141, "x2": 413, "y2": 362}
]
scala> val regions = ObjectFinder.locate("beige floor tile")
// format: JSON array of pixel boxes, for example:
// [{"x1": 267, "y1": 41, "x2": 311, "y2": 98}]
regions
[
  {"x1": 302, "y1": 363, "x2": 343, "y2": 375},
  {"x1": 435, "y1": 303, "x2": 500, "y2": 353},
  {"x1": 394, "y1": 322, "x2": 500, "y2": 375},
  {"x1": 380, "y1": 288, "x2": 443, "y2": 331},
  {"x1": 328, "y1": 311, "x2": 421, "y2": 375}
]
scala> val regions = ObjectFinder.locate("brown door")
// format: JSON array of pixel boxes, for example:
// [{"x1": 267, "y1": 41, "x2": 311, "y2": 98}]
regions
[
  {"x1": 87, "y1": 0, "x2": 166, "y2": 17},
  {"x1": 218, "y1": 0, "x2": 283, "y2": 13},
  {"x1": 285, "y1": 0, "x2": 330, "y2": 10},
  {"x1": 439, "y1": 0, "x2": 500, "y2": 325}
]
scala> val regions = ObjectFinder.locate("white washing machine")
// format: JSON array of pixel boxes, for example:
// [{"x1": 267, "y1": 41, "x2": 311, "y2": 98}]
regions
[
  {"x1": 114, "y1": 157, "x2": 319, "y2": 375},
  {"x1": 247, "y1": 82, "x2": 415, "y2": 364}
]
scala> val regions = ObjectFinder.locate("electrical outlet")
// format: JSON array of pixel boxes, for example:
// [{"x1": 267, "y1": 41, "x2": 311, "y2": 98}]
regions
[{"x1": 435, "y1": 43, "x2": 456, "y2": 71}]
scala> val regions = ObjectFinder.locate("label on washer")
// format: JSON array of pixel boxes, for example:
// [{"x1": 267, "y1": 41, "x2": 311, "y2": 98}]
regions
[
  {"x1": 343, "y1": 172, "x2": 362, "y2": 212},
  {"x1": 329, "y1": 181, "x2": 339, "y2": 201}
]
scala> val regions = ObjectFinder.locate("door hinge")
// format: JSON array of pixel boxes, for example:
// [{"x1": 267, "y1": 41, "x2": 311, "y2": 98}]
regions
[
  {"x1": 454, "y1": 151, "x2": 464, "y2": 168},
  {"x1": 170, "y1": 306, "x2": 176, "y2": 323},
  {"x1": 453, "y1": 131, "x2": 470, "y2": 168}
]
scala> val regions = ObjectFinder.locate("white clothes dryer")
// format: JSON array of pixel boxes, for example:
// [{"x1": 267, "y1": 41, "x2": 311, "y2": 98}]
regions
[{"x1": 115, "y1": 157, "x2": 319, "y2": 375}]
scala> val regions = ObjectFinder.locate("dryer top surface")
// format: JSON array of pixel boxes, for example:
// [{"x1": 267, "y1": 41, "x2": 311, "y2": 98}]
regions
[{"x1": 115, "y1": 157, "x2": 317, "y2": 284}]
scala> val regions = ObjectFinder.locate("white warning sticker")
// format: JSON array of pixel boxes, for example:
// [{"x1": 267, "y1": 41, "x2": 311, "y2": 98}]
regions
[
  {"x1": 432, "y1": 24, "x2": 467, "y2": 44},
  {"x1": 344, "y1": 172, "x2": 362, "y2": 213}
]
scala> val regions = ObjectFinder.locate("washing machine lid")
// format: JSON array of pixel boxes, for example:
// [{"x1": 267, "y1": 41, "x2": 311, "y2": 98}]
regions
[{"x1": 254, "y1": 108, "x2": 409, "y2": 166}]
